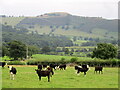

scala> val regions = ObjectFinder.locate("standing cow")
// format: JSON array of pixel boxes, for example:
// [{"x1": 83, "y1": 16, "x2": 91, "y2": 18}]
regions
[
  {"x1": 94, "y1": 66, "x2": 103, "y2": 74},
  {"x1": 35, "y1": 66, "x2": 54, "y2": 82},
  {"x1": 75, "y1": 64, "x2": 89, "y2": 76},
  {"x1": 59, "y1": 64, "x2": 66, "y2": 70},
  {"x1": 50, "y1": 64, "x2": 59, "y2": 70},
  {"x1": 8, "y1": 66, "x2": 17, "y2": 80}
]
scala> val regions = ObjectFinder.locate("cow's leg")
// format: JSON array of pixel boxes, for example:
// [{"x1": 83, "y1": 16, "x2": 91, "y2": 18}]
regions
[
  {"x1": 39, "y1": 76, "x2": 41, "y2": 81},
  {"x1": 77, "y1": 70, "x2": 80, "y2": 75},
  {"x1": 99, "y1": 71, "x2": 100, "y2": 74},
  {"x1": 48, "y1": 75, "x2": 50, "y2": 82},
  {"x1": 101, "y1": 71, "x2": 103, "y2": 74},
  {"x1": 12, "y1": 74, "x2": 15, "y2": 80},
  {"x1": 84, "y1": 72, "x2": 86, "y2": 76},
  {"x1": 10, "y1": 74, "x2": 12, "y2": 80},
  {"x1": 96, "y1": 71, "x2": 97, "y2": 74}
]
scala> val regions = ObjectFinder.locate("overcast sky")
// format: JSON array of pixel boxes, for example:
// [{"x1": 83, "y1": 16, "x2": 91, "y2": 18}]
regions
[{"x1": 0, "y1": 0, "x2": 119, "y2": 19}]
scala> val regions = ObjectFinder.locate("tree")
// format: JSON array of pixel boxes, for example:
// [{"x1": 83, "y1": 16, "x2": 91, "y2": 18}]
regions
[
  {"x1": 91, "y1": 43, "x2": 117, "y2": 59},
  {"x1": 8, "y1": 40, "x2": 26, "y2": 60},
  {"x1": 41, "y1": 46, "x2": 51, "y2": 54},
  {"x1": 2, "y1": 45, "x2": 9, "y2": 57},
  {"x1": 62, "y1": 47, "x2": 69, "y2": 55}
]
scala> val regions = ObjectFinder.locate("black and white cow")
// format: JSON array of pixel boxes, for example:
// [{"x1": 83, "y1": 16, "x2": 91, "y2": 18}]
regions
[
  {"x1": 8, "y1": 66, "x2": 17, "y2": 80},
  {"x1": 0, "y1": 62, "x2": 6, "y2": 68},
  {"x1": 94, "y1": 66, "x2": 103, "y2": 74},
  {"x1": 50, "y1": 64, "x2": 59, "y2": 70},
  {"x1": 59, "y1": 64, "x2": 66, "y2": 70},
  {"x1": 75, "y1": 64, "x2": 90, "y2": 76},
  {"x1": 38, "y1": 64, "x2": 42, "y2": 70}
]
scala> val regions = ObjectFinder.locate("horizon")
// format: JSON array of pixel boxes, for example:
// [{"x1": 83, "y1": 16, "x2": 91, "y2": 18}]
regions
[{"x1": 1, "y1": 0, "x2": 119, "y2": 19}]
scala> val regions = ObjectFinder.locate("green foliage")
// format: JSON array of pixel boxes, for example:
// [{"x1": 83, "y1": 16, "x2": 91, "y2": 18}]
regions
[
  {"x1": 7, "y1": 61, "x2": 26, "y2": 65},
  {"x1": 2, "y1": 24, "x2": 73, "y2": 48},
  {"x1": 91, "y1": 43, "x2": 117, "y2": 59},
  {"x1": 28, "y1": 45, "x2": 39, "y2": 56},
  {"x1": 70, "y1": 57, "x2": 78, "y2": 63},
  {"x1": 8, "y1": 40, "x2": 26, "y2": 60},
  {"x1": 62, "y1": 47, "x2": 69, "y2": 55},
  {"x1": 41, "y1": 46, "x2": 51, "y2": 54},
  {"x1": 2, "y1": 45, "x2": 9, "y2": 57}
]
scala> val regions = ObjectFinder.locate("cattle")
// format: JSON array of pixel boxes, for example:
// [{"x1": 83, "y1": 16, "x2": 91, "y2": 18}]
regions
[
  {"x1": 0, "y1": 62, "x2": 6, "y2": 68},
  {"x1": 38, "y1": 64, "x2": 42, "y2": 70},
  {"x1": 75, "y1": 65, "x2": 89, "y2": 76},
  {"x1": 94, "y1": 66, "x2": 103, "y2": 74},
  {"x1": 8, "y1": 66, "x2": 17, "y2": 80},
  {"x1": 59, "y1": 64, "x2": 66, "y2": 70},
  {"x1": 50, "y1": 64, "x2": 59, "y2": 70},
  {"x1": 35, "y1": 66, "x2": 54, "y2": 82}
]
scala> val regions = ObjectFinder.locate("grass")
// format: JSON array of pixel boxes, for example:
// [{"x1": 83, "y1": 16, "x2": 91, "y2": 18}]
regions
[
  {"x1": 29, "y1": 54, "x2": 95, "y2": 62},
  {"x1": 2, "y1": 66, "x2": 118, "y2": 88}
]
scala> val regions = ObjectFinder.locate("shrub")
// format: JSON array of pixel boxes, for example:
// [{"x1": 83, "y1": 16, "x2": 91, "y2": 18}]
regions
[
  {"x1": 7, "y1": 61, "x2": 26, "y2": 65},
  {"x1": 70, "y1": 57, "x2": 78, "y2": 63}
]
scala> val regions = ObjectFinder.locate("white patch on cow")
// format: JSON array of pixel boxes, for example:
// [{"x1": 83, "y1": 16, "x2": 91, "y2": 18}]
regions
[
  {"x1": 10, "y1": 72, "x2": 13, "y2": 74},
  {"x1": 78, "y1": 66, "x2": 82, "y2": 68},
  {"x1": 77, "y1": 73, "x2": 80, "y2": 76},
  {"x1": 87, "y1": 65, "x2": 89, "y2": 68},
  {"x1": 9, "y1": 66, "x2": 12, "y2": 70}
]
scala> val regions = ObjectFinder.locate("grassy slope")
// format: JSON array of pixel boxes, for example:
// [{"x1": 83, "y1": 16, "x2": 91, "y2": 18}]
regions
[
  {"x1": 1, "y1": 17, "x2": 117, "y2": 39},
  {"x1": 2, "y1": 66, "x2": 118, "y2": 88},
  {"x1": 2, "y1": 17, "x2": 25, "y2": 27}
]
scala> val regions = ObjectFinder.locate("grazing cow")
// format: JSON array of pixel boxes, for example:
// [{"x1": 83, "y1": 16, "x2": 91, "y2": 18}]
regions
[
  {"x1": 59, "y1": 64, "x2": 66, "y2": 70},
  {"x1": 75, "y1": 65, "x2": 89, "y2": 76},
  {"x1": 8, "y1": 66, "x2": 17, "y2": 80},
  {"x1": 0, "y1": 62, "x2": 6, "y2": 68},
  {"x1": 94, "y1": 66, "x2": 103, "y2": 74},
  {"x1": 38, "y1": 64, "x2": 42, "y2": 70},
  {"x1": 50, "y1": 64, "x2": 59, "y2": 70},
  {"x1": 35, "y1": 67, "x2": 54, "y2": 82}
]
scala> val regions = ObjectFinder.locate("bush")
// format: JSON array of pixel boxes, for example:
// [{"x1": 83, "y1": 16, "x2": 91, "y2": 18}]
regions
[
  {"x1": 70, "y1": 57, "x2": 78, "y2": 63},
  {"x1": 7, "y1": 61, "x2": 26, "y2": 65}
]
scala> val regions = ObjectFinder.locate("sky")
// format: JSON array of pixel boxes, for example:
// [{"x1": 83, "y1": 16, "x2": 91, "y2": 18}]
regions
[{"x1": 0, "y1": 0, "x2": 119, "y2": 19}]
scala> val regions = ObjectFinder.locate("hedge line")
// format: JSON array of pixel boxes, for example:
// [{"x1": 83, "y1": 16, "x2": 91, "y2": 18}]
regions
[
  {"x1": 7, "y1": 60, "x2": 120, "y2": 67},
  {"x1": 26, "y1": 60, "x2": 120, "y2": 67}
]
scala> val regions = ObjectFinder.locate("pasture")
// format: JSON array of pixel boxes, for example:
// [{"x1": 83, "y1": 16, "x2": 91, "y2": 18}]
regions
[{"x1": 2, "y1": 66, "x2": 118, "y2": 88}]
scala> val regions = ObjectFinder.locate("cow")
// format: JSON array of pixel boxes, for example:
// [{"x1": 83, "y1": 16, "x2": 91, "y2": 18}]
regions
[
  {"x1": 75, "y1": 64, "x2": 89, "y2": 76},
  {"x1": 8, "y1": 66, "x2": 17, "y2": 80},
  {"x1": 38, "y1": 64, "x2": 42, "y2": 70},
  {"x1": 59, "y1": 64, "x2": 66, "y2": 70},
  {"x1": 50, "y1": 64, "x2": 59, "y2": 70},
  {"x1": 94, "y1": 66, "x2": 103, "y2": 74},
  {"x1": 35, "y1": 66, "x2": 54, "y2": 82},
  {"x1": 0, "y1": 62, "x2": 6, "y2": 68}
]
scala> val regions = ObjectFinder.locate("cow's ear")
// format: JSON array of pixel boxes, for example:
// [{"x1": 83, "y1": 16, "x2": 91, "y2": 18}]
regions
[{"x1": 35, "y1": 69, "x2": 37, "y2": 71}]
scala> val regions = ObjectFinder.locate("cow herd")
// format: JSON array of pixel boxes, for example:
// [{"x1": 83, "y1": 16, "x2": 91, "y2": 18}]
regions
[{"x1": 1, "y1": 62, "x2": 103, "y2": 82}]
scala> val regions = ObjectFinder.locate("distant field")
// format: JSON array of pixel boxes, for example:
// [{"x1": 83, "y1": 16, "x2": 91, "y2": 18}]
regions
[
  {"x1": 2, "y1": 17, "x2": 25, "y2": 26},
  {"x1": 28, "y1": 54, "x2": 95, "y2": 62},
  {"x1": 2, "y1": 66, "x2": 118, "y2": 88}
]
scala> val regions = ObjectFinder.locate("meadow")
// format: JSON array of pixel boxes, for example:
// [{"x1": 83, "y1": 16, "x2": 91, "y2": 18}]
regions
[{"x1": 2, "y1": 66, "x2": 118, "y2": 88}]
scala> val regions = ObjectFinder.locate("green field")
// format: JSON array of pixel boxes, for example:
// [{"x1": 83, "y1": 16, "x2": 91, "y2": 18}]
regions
[
  {"x1": 28, "y1": 54, "x2": 95, "y2": 62},
  {"x1": 2, "y1": 66, "x2": 118, "y2": 88}
]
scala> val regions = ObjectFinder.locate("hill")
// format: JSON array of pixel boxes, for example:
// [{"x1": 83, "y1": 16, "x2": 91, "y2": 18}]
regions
[{"x1": 1, "y1": 12, "x2": 118, "y2": 40}]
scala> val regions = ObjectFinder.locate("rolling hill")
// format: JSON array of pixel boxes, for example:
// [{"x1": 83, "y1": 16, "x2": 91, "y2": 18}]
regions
[{"x1": 1, "y1": 12, "x2": 118, "y2": 39}]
